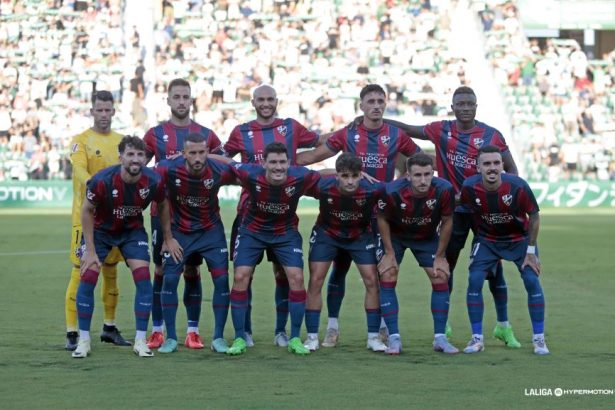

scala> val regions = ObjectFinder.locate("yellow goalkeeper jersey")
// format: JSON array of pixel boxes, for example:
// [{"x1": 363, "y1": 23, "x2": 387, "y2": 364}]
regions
[{"x1": 69, "y1": 128, "x2": 124, "y2": 225}]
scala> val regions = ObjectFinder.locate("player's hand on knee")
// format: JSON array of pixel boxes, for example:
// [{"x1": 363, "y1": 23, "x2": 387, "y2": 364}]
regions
[
  {"x1": 81, "y1": 252, "x2": 101, "y2": 274},
  {"x1": 522, "y1": 254, "x2": 541, "y2": 276},
  {"x1": 162, "y1": 238, "x2": 183, "y2": 263},
  {"x1": 378, "y1": 253, "x2": 398, "y2": 276},
  {"x1": 433, "y1": 256, "x2": 450, "y2": 279}
]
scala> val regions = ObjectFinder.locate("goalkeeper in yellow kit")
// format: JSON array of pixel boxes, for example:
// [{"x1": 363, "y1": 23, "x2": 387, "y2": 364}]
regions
[{"x1": 65, "y1": 90, "x2": 131, "y2": 350}]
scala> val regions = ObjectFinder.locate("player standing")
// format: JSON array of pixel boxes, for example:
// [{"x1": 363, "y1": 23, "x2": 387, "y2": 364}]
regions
[
  {"x1": 459, "y1": 145, "x2": 548, "y2": 355},
  {"x1": 377, "y1": 153, "x2": 458, "y2": 355},
  {"x1": 72, "y1": 136, "x2": 165, "y2": 358},
  {"x1": 303, "y1": 153, "x2": 387, "y2": 352},
  {"x1": 388, "y1": 86, "x2": 521, "y2": 346},
  {"x1": 220, "y1": 142, "x2": 320, "y2": 356},
  {"x1": 296, "y1": 84, "x2": 422, "y2": 347},
  {"x1": 143, "y1": 78, "x2": 222, "y2": 349},
  {"x1": 223, "y1": 84, "x2": 325, "y2": 347},
  {"x1": 154, "y1": 133, "x2": 235, "y2": 353},
  {"x1": 64, "y1": 90, "x2": 130, "y2": 350}
]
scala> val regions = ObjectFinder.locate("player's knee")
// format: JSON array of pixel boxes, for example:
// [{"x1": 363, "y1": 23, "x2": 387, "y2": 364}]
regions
[
  {"x1": 467, "y1": 271, "x2": 485, "y2": 291},
  {"x1": 184, "y1": 264, "x2": 200, "y2": 277},
  {"x1": 233, "y1": 269, "x2": 252, "y2": 287},
  {"x1": 163, "y1": 273, "x2": 181, "y2": 290},
  {"x1": 521, "y1": 270, "x2": 541, "y2": 291},
  {"x1": 380, "y1": 270, "x2": 398, "y2": 283}
]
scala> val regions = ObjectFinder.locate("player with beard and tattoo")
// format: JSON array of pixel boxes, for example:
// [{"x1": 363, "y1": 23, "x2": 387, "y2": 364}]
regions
[{"x1": 143, "y1": 78, "x2": 223, "y2": 351}]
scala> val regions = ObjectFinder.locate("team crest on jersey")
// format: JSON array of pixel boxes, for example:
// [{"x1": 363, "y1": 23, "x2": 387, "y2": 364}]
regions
[
  {"x1": 203, "y1": 179, "x2": 214, "y2": 189},
  {"x1": 139, "y1": 188, "x2": 150, "y2": 199},
  {"x1": 175, "y1": 178, "x2": 181, "y2": 186},
  {"x1": 248, "y1": 131, "x2": 254, "y2": 139},
  {"x1": 426, "y1": 199, "x2": 437, "y2": 210},
  {"x1": 502, "y1": 194, "x2": 513, "y2": 206},
  {"x1": 285, "y1": 186, "x2": 296, "y2": 197},
  {"x1": 277, "y1": 125, "x2": 287, "y2": 136},
  {"x1": 163, "y1": 134, "x2": 169, "y2": 142},
  {"x1": 354, "y1": 134, "x2": 360, "y2": 143},
  {"x1": 112, "y1": 189, "x2": 118, "y2": 198},
  {"x1": 473, "y1": 138, "x2": 484, "y2": 148},
  {"x1": 356, "y1": 198, "x2": 366, "y2": 206},
  {"x1": 380, "y1": 135, "x2": 390, "y2": 145}
]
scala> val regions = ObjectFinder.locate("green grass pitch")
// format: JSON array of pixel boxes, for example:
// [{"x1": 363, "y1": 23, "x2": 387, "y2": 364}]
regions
[{"x1": 0, "y1": 207, "x2": 613, "y2": 409}]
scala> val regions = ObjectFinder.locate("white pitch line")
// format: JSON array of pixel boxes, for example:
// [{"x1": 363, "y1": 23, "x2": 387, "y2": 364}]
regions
[{"x1": 0, "y1": 250, "x2": 66, "y2": 256}]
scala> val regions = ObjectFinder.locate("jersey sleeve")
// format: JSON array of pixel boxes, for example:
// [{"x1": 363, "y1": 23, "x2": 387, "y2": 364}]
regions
[
  {"x1": 153, "y1": 176, "x2": 166, "y2": 202},
  {"x1": 85, "y1": 177, "x2": 104, "y2": 207},
  {"x1": 324, "y1": 128, "x2": 346, "y2": 153},
  {"x1": 69, "y1": 135, "x2": 91, "y2": 187},
  {"x1": 154, "y1": 161, "x2": 168, "y2": 185},
  {"x1": 302, "y1": 168, "x2": 322, "y2": 193},
  {"x1": 223, "y1": 126, "x2": 242, "y2": 158},
  {"x1": 398, "y1": 130, "x2": 422, "y2": 156},
  {"x1": 423, "y1": 121, "x2": 441, "y2": 143},
  {"x1": 518, "y1": 181, "x2": 540, "y2": 215},
  {"x1": 459, "y1": 184, "x2": 472, "y2": 208},
  {"x1": 207, "y1": 131, "x2": 223, "y2": 154},
  {"x1": 143, "y1": 127, "x2": 156, "y2": 158},
  {"x1": 229, "y1": 161, "x2": 255, "y2": 184},
  {"x1": 214, "y1": 160, "x2": 237, "y2": 185},
  {"x1": 491, "y1": 130, "x2": 510, "y2": 154},
  {"x1": 441, "y1": 184, "x2": 455, "y2": 216},
  {"x1": 292, "y1": 119, "x2": 319, "y2": 148}
]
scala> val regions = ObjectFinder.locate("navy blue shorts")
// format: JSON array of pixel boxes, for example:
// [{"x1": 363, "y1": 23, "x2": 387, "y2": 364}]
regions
[
  {"x1": 229, "y1": 214, "x2": 279, "y2": 264},
  {"x1": 469, "y1": 238, "x2": 537, "y2": 273},
  {"x1": 233, "y1": 227, "x2": 304, "y2": 269},
  {"x1": 162, "y1": 223, "x2": 228, "y2": 276},
  {"x1": 309, "y1": 226, "x2": 377, "y2": 265},
  {"x1": 379, "y1": 236, "x2": 439, "y2": 268},
  {"x1": 91, "y1": 228, "x2": 150, "y2": 262},
  {"x1": 151, "y1": 215, "x2": 202, "y2": 266}
]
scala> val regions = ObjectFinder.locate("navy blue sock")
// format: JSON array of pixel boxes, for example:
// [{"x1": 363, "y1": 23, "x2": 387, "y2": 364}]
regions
[
  {"x1": 76, "y1": 269, "x2": 99, "y2": 331},
  {"x1": 488, "y1": 261, "x2": 508, "y2": 322},
  {"x1": 274, "y1": 276, "x2": 289, "y2": 334},
  {"x1": 305, "y1": 309, "x2": 321, "y2": 334},
  {"x1": 230, "y1": 289, "x2": 248, "y2": 339},
  {"x1": 431, "y1": 282, "x2": 449, "y2": 334},
  {"x1": 467, "y1": 269, "x2": 485, "y2": 335},
  {"x1": 288, "y1": 289, "x2": 307, "y2": 339},
  {"x1": 132, "y1": 267, "x2": 152, "y2": 332},
  {"x1": 326, "y1": 253, "x2": 351, "y2": 318},
  {"x1": 521, "y1": 268, "x2": 545, "y2": 334},
  {"x1": 211, "y1": 269, "x2": 230, "y2": 339},
  {"x1": 151, "y1": 274, "x2": 164, "y2": 327},
  {"x1": 366, "y1": 308, "x2": 381, "y2": 333},
  {"x1": 161, "y1": 273, "x2": 180, "y2": 340},
  {"x1": 379, "y1": 281, "x2": 399, "y2": 335},
  {"x1": 183, "y1": 274, "x2": 202, "y2": 329}
]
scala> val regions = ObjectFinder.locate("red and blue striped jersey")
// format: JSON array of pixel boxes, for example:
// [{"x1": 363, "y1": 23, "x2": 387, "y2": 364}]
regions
[
  {"x1": 307, "y1": 176, "x2": 385, "y2": 239},
  {"x1": 378, "y1": 177, "x2": 454, "y2": 241},
  {"x1": 85, "y1": 165, "x2": 164, "y2": 235},
  {"x1": 231, "y1": 163, "x2": 320, "y2": 235},
  {"x1": 143, "y1": 120, "x2": 221, "y2": 216},
  {"x1": 155, "y1": 157, "x2": 235, "y2": 234},
  {"x1": 423, "y1": 120, "x2": 509, "y2": 193},
  {"x1": 224, "y1": 118, "x2": 319, "y2": 214},
  {"x1": 326, "y1": 123, "x2": 421, "y2": 182},
  {"x1": 224, "y1": 118, "x2": 319, "y2": 164},
  {"x1": 460, "y1": 173, "x2": 539, "y2": 243}
]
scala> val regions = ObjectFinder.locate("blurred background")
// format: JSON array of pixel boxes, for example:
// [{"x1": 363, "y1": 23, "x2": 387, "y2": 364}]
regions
[{"x1": 1, "y1": 0, "x2": 614, "y2": 185}]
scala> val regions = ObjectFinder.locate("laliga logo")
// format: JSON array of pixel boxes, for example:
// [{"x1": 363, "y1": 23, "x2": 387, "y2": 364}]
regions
[
  {"x1": 248, "y1": 130, "x2": 254, "y2": 139},
  {"x1": 163, "y1": 134, "x2": 169, "y2": 142},
  {"x1": 203, "y1": 179, "x2": 214, "y2": 189},
  {"x1": 139, "y1": 188, "x2": 150, "y2": 199},
  {"x1": 475, "y1": 198, "x2": 481, "y2": 206},
  {"x1": 473, "y1": 138, "x2": 484, "y2": 148},
  {"x1": 112, "y1": 189, "x2": 118, "y2": 198},
  {"x1": 502, "y1": 194, "x2": 513, "y2": 206},
  {"x1": 285, "y1": 186, "x2": 296, "y2": 197},
  {"x1": 380, "y1": 135, "x2": 390, "y2": 145},
  {"x1": 426, "y1": 199, "x2": 437, "y2": 210},
  {"x1": 277, "y1": 125, "x2": 287, "y2": 136},
  {"x1": 354, "y1": 134, "x2": 360, "y2": 143}
]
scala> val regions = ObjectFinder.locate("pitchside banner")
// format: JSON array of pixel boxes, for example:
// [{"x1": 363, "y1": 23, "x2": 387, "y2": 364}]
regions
[{"x1": 1, "y1": 181, "x2": 615, "y2": 208}]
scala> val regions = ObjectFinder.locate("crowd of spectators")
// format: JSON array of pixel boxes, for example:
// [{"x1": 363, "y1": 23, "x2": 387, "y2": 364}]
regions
[
  {"x1": 1, "y1": 0, "x2": 467, "y2": 181},
  {"x1": 476, "y1": 0, "x2": 615, "y2": 181}
]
